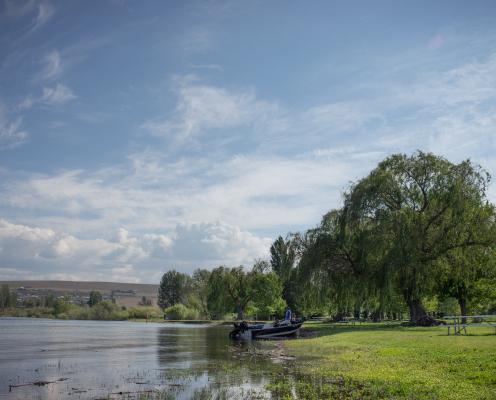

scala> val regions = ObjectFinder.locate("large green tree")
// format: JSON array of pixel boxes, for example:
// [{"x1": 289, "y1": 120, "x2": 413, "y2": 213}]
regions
[
  {"x1": 191, "y1": 269, "x2": 211, "y2": 318},
  {"x1": 206, "y1": 266, "x2": 284, "y2": 320},
  {"x1": 437, "y1": 246, "x2": 496, "y2": 322},
  {"x1": 343, "y1": 152, "x2": 495, "y2": 324},
  {"x1": 270, "y1": 236, "x2": 297, "y2": 309},
  {"x1": 158, "y1": 270, "x2": 192, "y2": 309}
]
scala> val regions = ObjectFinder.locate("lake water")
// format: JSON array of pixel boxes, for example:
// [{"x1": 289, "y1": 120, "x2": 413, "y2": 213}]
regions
[{"x1": 0, "y1": 318, "x2": 290, "y2": 399}]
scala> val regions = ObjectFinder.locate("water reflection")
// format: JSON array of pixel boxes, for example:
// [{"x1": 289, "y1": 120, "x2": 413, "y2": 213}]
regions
[{"x1": 155, "y1": 324, "x2": 277, "y2": 399}]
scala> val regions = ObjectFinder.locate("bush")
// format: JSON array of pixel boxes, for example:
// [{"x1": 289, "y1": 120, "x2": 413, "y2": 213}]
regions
[
  {"x1": 0, "y1": 307, "x2": 54, "y2": 318},
  {"x1": 89, "y1": 301, "x2": 129, "y2": 320},
  {"x1": 61, "y1": 305, "x2": 91, "y2": 320},
  {"x1": 164, "y1": 303, "x2": 199, "y2": 320},
  {"x1": 54, "y1": 299, "x2": 71, "y2": 315},
  {"x1": 128, "y1": 306, "x2": 162, "y2": 319}
]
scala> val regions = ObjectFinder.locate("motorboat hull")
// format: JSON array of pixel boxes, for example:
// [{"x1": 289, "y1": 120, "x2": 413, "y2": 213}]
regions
[{"x1": 229, "y1": 320, "x2": 303, "y2": 340}]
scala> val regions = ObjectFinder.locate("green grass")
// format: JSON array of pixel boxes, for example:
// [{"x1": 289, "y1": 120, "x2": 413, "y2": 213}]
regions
[{"x1": 282, "y1": 322, "x2": 496, "y2": 399}]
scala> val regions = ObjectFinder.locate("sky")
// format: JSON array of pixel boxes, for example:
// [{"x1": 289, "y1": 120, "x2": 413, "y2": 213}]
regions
[{"x1": 1, "y1": 0, "x2": 496, "y2": 283}]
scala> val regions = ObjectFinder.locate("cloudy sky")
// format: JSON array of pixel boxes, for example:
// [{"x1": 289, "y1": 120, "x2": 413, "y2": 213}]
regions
[{"x1": 1, "y1": 1, "x2": 496, "y2": 283}]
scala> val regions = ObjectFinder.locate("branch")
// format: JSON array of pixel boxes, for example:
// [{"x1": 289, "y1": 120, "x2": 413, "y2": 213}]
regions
[{"x1": 421, "y1": 239, "x2": 494, "y2": 263}]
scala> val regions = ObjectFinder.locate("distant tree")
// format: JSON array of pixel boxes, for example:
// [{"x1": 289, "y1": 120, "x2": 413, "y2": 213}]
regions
[
  {"x1": 252, "y1": 259, "x2": 271, "y2": 273},
  {"x1": 54, "y1": 298, "x2": 71, "y2": 315},
  {"x1": 270, "y1": 236, "x2": 295, "y2": 282},
  {"x1": 157, "y1": 270, "x2": 191, "y2": 309},
  {"x1": 139, "y1": 296, "x2": 152, "y2": 306},
  {"x1": 207, "y1": 265, "x2": 284, "y2": 320},
  {"x1": 191, "y1": 269, "x2": 211, "y2": 318},
  {"x1": 0, "y1": 284, "x2": 11, "y2": 308},
  {"x1": 250, "y1": 270, "x2": 285, "y2": 318},
  {"x1": 88, "y1": 291, "x2": 103, "y2": 307},
  {"x1": 9, "y1": 290, "x2": 17, "y2": 308},
  {"x1": 44, "y1": 293, "x2": 56, "y2": 308},
  {"x1": 24, "y1": 298, "x2": 42, "y2": 308},
  {"x1": 206, "y1": 267, "x2": 235, "y2": 318},
  {"x1": 270, "y1": 236, "x2": 297, "y2": 309}
]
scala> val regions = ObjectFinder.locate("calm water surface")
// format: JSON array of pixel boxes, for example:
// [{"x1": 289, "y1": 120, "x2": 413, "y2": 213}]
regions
[{"x1": 0, "y1": 318, "x2": 287, "y2": 399}]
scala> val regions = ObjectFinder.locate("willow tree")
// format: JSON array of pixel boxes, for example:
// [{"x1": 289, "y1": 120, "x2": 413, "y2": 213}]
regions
[
  {"x1": 437, "y1": 243, "x2": 496, "y2": 321},
  {"x1": 344, "y1": 151, "x2": 494, "y2": 324},
  {"x1": 270, "y1": 235, "x2": 296, "y2": 308},
  {"x1": 296, "y1": 212, "x2": 350, "y2": 317},
  {"x1": 289, "y1": 208, "x2": 376, "y2": 319}
]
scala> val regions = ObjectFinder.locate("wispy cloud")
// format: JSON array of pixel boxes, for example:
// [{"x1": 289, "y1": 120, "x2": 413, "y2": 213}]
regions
[
  {"x1": 0, "y1": 117, "x2": 28, "y2": 150},
  {"x1": 18, "y1": 83, "x2": 76, "y2": 110},
  {"x1": 17, "y1": 96, "x2": 35, "y2": 111},
  {"x1": 41, "y1": 50, "x2": 62, "y2": 80},
  {"x1": 41, "y1": 84, "x2": 76, "y2": 104},
  {"x1": 30, "y1": 2, "x2": 55, "y2": 33},
  {"x1": 392, "y1": 53, "x2": 496, "y2": 108},
  {"x1": 141, "y1": 77, "x2": 281, "y2": 144}
]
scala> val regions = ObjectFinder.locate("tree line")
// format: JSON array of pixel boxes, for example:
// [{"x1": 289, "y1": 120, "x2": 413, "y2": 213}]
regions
[
  {"x1": 158, "y1": 263, "x2": 285, "y2": 320},
  {"x1": 158, "y1": 152, "x2": 496, "y2": 324}
]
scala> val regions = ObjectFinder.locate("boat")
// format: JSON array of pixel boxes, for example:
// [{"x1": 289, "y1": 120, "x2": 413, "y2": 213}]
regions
[{"x1": 229, "y1": 319, "x2": 303, "y2": 339}]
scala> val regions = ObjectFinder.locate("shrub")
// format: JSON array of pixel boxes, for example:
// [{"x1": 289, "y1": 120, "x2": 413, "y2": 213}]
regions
[
  {"x1": 53, "y1": 299, "x2": 71, "y2": 315},
  {"x1": 89, "y1": 301, "x2": 129, "y2": 320},
  {"x1": 128, "y1": 306, "x2": 162, "y2": 319},
  {"x1": 163, "y1": 303, "x2": 199, "y2": 320},
  {"x1": 63, "y1": 305, "x2": 91, "y2": 320}
]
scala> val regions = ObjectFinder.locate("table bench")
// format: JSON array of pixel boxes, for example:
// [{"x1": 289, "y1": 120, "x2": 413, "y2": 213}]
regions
[{"x1": 445, "y1": 315, "x2": 496, "y2": 335}]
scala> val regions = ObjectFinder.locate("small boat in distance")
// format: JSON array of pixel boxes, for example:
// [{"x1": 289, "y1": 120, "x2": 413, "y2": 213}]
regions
[{"x1": 229, "y1": 319, "x2": 304, "y2": 340}]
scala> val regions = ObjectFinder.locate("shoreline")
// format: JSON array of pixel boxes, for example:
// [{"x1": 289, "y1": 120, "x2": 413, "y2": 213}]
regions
[{"x1": 0, "y1": 314, "x2": 262, "y2": 326}]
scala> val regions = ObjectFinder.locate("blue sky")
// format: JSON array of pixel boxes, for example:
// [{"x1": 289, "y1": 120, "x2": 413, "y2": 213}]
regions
[{"x1": 1, "y1": 0, "x2": 496, "y2": 283}]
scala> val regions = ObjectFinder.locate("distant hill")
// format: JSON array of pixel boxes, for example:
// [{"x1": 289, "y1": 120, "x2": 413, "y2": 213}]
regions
[{"x1": 0, "y1": 280, "x2": 159, "y2": 308}]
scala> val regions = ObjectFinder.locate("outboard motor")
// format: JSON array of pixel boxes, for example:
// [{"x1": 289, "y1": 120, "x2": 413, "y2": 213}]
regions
[{"x1": 229, "y1": 321, "x2": 248, "y2": 339}]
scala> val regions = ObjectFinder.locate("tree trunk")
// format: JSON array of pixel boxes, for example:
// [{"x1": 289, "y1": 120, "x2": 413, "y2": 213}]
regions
[
  {"x1": 458, "y1": 298, "x2": 467, "y2": 324},
  {"x1": 371, "y1": 309, "x2": 382, "y2": 322},
  {"x1": 332, "y1": 311, "x2": 346, "y2": 322},
  {"x1": 406, "y1": 298, "x2": 440, "y2": 326},
  {"x1": 236, "y1": 304, "x2": 244, "y2": 320},
  {"x1": 408, "y1": 298, "x2": 427, "y2": 323}
]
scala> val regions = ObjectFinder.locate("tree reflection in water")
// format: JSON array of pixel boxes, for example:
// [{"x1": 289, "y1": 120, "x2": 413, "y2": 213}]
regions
[{"x1": 155, "y1": 324, "x2": 282, "y2": 399}]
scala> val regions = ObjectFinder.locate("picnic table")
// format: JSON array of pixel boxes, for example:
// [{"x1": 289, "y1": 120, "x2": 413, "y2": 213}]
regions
[
  {"x1": 337, "y1": 317, "x2": 365, "y2": 325},
  {"x1": 444, "y1": 315, "x2": 496, "y2": 335}
]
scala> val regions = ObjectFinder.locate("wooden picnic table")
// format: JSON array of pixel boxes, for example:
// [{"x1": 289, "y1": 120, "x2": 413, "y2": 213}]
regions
[
  {"x1": 444, "y1": 315, "x2": 496, "y2": 335},
  {"x1": 339, "y1": 317, "x2": 366, "y2": 325}
]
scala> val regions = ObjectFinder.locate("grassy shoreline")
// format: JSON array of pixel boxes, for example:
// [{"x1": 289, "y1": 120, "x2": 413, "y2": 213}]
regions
[{"x1": 279, "y1": 321, "x2": 496, "y2": 400}]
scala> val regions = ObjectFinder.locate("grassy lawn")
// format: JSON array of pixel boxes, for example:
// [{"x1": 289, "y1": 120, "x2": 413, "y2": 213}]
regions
[{"x1": 280, "y1": 322, "x2": 496, "y2": 400}]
